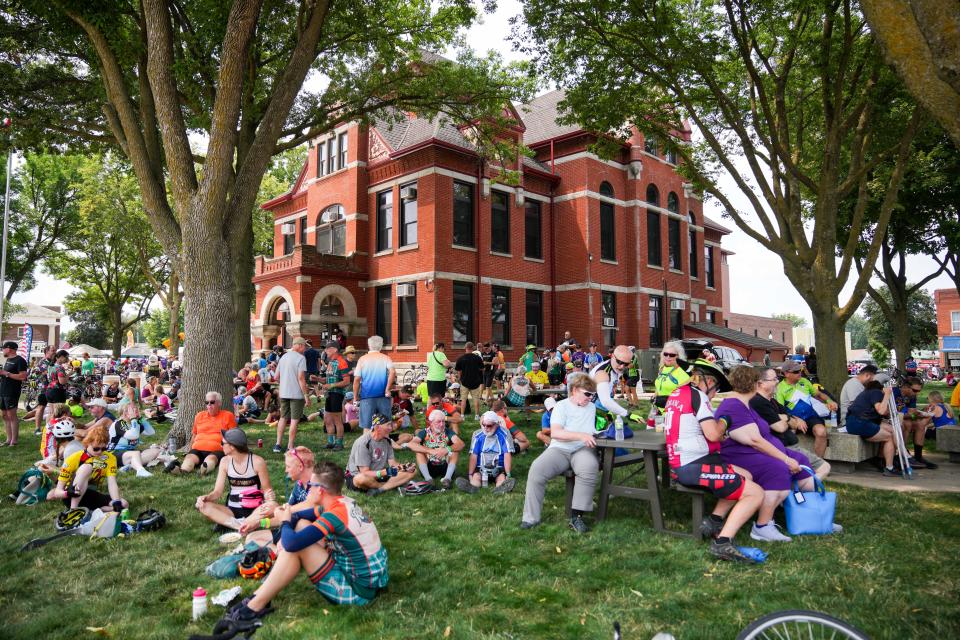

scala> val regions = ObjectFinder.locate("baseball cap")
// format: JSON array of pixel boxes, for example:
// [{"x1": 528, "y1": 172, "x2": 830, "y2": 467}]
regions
[
  {"x1": 544, "y1": 397, "x2": 557, "y2": 411},
  {"x1": 324, "y1": 340, "x2": 339, "y2": 349},
  {"x1": 221, "y1": 428, "x2": 248, "y2": 448},
  {"x1": 343, "y1": 345, "x2": 356, "y2": 354},
  {"x1": 88, "y1": 398, "x2": 107, "y2": 408},
  {"x1": 345, "y1": 391, "x2": 354, "y2": 400},
  {"x1": 858, "y1": 364, "x2": 878, "y2": 374},
  {"x1": 565, "y1": 362, "x2": 574, "y2": 370},
  {"x1": 782, "y1": 361, "x2": 803, "y2": 373},
  {"x1": 292, "y1": 337, "x2": 307, "y2": 346},
  {"x1": 2, "y1": 341, "x2": 17, "y2": 350}
]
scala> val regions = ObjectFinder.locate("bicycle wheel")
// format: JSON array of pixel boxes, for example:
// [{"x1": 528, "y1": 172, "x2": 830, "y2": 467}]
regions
[
  {"x1": 737, "y1": 610, "x2": 870, "y2": 640},
  {"x1": 401, "y1": 370, "x2": 414, "y2": 386}
]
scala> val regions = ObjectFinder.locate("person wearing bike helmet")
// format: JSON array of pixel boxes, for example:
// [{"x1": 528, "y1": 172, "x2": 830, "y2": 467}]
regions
[{"x1": 665, "y1": 360, "x2": 764, "y2": 562}]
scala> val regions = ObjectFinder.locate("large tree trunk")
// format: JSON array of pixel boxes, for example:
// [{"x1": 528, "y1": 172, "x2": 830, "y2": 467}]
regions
[
  {"x1": 232, "y1": 222, "x2": 254, "y2": 371},
  {"x1": 169, "y1": 205, "x2": 237, "y2": 445},
  {"x1": 891, "y1": 319, "x2": 912, "y2": 374},
  {"x1": 810, "y1": 309, "x2": 848, "y2": 397},
  {"x1": 111, "y1": 307, "x2": 124, "y2": 357}
]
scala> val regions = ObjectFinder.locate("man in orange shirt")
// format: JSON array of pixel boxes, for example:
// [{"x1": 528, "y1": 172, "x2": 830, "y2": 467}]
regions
[{"x1": 168, "y1": 391, "x2": 237, "y2": 475}]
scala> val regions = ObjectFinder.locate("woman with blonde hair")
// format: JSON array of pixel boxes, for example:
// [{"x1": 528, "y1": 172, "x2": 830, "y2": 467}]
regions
[
  {"x1": 48, "y1": 424, "x2": 128, "y2": 512},
  {"x1": 653, "y1": 340, "x2": 690, "y2": 412}
]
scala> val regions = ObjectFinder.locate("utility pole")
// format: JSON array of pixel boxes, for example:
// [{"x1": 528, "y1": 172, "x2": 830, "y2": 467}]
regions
[{"x1": 0, "y1": 117, "x2": 13, "y2": 336}]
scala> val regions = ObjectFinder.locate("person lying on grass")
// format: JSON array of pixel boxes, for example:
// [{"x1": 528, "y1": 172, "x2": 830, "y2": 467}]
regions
[
  {"x1": 208, "y1": 463, "x2": 389, "y2": 634},
  {"x1": 456, "y1": 410, "x2": 516, "y2": 495},
  {"x1": 195, "y1": 428, "x2": 275, "y2": 532},
  {"x1": 345, "y1": 413, "x2": 417, "y2": 496},
  {"x1": 47, "y1": 424, "x2": 128, "y2": 512},
  {"x1": 240, "y1": 446, "x2": 315, "y2": 537},
  {"x1": 406, "y1": 409, "x2": 465, "y2": 489}
]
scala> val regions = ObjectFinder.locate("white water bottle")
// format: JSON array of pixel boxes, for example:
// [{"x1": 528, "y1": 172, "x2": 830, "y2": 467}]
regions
[
  {"x1": 614, "y1": 415, "x2": 624, "y2": 441},
  {"x1": 192, "y1": 587, "x2": 207, "y2": 620}
]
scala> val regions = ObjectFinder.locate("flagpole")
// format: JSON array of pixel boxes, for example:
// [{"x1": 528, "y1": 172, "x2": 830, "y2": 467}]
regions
[{"x1": 0, "y1": 117, "x2": 12, "y2": 337}]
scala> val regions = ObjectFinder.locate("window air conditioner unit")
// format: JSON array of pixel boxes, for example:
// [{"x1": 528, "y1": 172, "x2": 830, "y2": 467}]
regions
[
  {"x1": 396, "y1": 283, "x2": 416, "y2": 297},
  {"x1": 400, "y1": 186, "x2": 418, "y2": 201},
  {"x1": 602, "y1": 317, "x2": 616, "y2": 328},
  {"x1": 281, "y1": 222, "x2": 296, "y2": 234},
  {"x1": 670, "y1": 299, "x2": 686, "y2": 310}
]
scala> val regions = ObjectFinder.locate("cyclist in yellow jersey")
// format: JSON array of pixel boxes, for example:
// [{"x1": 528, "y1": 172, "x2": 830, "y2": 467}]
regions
[
  {"x1": 654, "y1": 341, "x2": 690, "y2": 413},
  {"x1": 48, "y1": 424, "x2": 127, "y2": 512}
]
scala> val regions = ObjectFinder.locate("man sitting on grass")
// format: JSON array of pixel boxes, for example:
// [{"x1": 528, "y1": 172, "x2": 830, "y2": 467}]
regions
[
  {"x1": 406, "y1": 409, "x2": 465, "y2": 489},
  {"x1": 345, "y1": 413, "x2": 416, "y2": 496},
  {"x1": 455, "y1": 411, "x2": 516, "y2": 494},
  {"x1": 424, "y1": 392, "x2": 464, "y2": 436},
  {"x1": 209, "y1": 462, "x2": 389, "y2": 634}
]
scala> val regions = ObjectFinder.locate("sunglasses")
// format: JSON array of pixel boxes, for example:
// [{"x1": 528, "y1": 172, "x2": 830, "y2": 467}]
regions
[
  {"x1": 613, "y1": 357, "x2": 631, "y2": 366},
  {"x1": 206, "y1": 400, "x2": 217, "y2": 405},
  {"x1": 481, "y1": 422, "x2": 498, "y2": 428},
  {"x1": 306, "y1": 482, "x2": 325, "y2": 489},
  {"x1": 581, "y1": 391, "x2": 597, "y2": 400},
  {"x1": 89, "y1": 446, "x2": 104, "y2": 452},
  {"x1": 662, "y1": 353, "x2": 677, "y2": 358},
  {"x1": 761, "y1": 377, "x2": 778, "y2": 382}
]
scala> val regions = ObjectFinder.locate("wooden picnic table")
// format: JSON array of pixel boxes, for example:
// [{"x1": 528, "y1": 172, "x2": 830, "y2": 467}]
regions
[
  {"x1": 516, "y1": 386, "x2": 567, "y2": 425},
  {"x1": 594, "y1": 431, "x2": 669, "y2": 533}
]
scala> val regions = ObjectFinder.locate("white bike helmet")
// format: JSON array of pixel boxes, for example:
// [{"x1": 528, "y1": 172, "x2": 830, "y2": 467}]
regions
[{"x1": 52, "y1": 418, "x2": 76, "y2": 439}]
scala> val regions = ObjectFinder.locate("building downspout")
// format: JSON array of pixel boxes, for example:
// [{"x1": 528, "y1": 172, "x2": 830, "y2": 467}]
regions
[
  {"x1": 475, "y1": 159, "x2": 483, "y2": 343},
  {"x1": 550, "y1": 190, "x2": 557, "y2": 347}
]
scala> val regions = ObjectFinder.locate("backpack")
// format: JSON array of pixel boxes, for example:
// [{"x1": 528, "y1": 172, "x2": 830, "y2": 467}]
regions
[{"x1": 14, "y1": 468, "x2": 53, "y2": 505}]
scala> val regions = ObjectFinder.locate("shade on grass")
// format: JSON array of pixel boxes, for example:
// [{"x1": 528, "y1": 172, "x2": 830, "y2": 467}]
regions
[{"x1": 2, "y1": 388, "x2": 959, "y2": 639}]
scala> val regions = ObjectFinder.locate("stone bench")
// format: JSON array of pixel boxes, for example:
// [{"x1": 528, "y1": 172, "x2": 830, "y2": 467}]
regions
[
  {"x1": 936, "y1": 425, "x2": 960, "y2": 463},
  {"x1": 796, "y1": 427, "x2": 880, "y2": 473}
]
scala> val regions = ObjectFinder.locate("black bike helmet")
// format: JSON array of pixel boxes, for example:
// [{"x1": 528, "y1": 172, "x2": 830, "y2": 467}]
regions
[
  {"x1": 134, "y1": 509, "x2": 167, "y2": 532},
  {"x1": 68, "y1": 387, "x2": 82, "y2": 402},
  {"x1": 56, "y1": 507, "x2": 91, "y2": 531},
  {"x1": 399, "y1": 480, "x2": 436, "y2": 496},
  {"x1": 686, "y1": 358, "x2": 732, "y2": 392}
]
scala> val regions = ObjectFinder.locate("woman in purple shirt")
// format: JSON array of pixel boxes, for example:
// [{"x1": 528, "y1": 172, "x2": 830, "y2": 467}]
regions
[{"x1": 717, "y1": 366, "x2": 815, "y2": 543}]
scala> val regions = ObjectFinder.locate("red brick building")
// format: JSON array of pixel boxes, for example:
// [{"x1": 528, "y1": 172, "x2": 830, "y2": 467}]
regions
[
  {"x1": 252, "y1": 91, "x2": 729, "y2": 363},
  {"x1": 934, "y1": 288, "x2": 960, "y2": 370}
]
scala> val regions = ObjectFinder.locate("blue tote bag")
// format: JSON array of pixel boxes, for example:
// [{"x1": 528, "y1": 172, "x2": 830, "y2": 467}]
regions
[{"x1": 784, "y1": 466, "x2": 836, "y2": 535}]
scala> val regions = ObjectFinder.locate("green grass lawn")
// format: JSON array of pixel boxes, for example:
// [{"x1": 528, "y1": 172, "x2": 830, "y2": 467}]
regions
[{"x1": 2, "y1": 394, "x2": 959, "y2": 640}]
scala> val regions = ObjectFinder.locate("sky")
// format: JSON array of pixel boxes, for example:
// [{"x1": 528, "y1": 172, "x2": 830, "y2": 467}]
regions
[{"x1": 12, "y1": 0, "x2": 955, "y2": 332}]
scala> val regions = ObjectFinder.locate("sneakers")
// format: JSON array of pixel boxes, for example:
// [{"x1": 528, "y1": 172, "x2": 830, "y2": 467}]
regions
[
  {"x1": 271, "y1": 444, "x2": 282, "y2": 454},
  {"x1": 709, "y1": 539, "x2": 757, "y2": 564},
  {"x1": 454, "y1": 477, "x2": 478, "y2": 494},
  {"x1": 749, "y1": 521, "x2": 792, "y2": 542},
  {"x1": 907, "y1": 456, "x2": 926, "y2": 469},
  {"x1": 492, "y1": 477, "x2": 517, "y2": 495},
  {"x1": 135, "y1": 468, "x2": 153, "y2": 478},
  {"x1": 832, "y1": 522, "x2": 844, "y2": 534},
  {"x1": 440, "y1": 478, "x2": 452, "y2": 490},
  {"x1": 568, "y1": 515, "x2": 589, "y2": 534},
  {"x1": 882, "y1": 466, "x2": 901, "y2": 477},
  {"x1": 698, "y1": 516, "x2": 724, "y2": 540},
  {"x1": 323, "y1": 442, "x2": 336, "y2": 450},
  {"x1": 519, "y1": 520, "x2": 539, "y2": 529},
  {"x1": 917, "y1": 458, "x2": 939, "y2": 470},
  {"x1": 474, "y1": 414, "x2": 480, "y2": 421},
  {"x1": 332, "y1": 443, "x2": 344, "y2": 452}
]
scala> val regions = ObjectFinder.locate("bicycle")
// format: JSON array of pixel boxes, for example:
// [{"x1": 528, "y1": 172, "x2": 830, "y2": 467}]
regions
[
  {"x1": 735, "y1": 609, "x2": 869, "y2": 640},
  {"x1": 401, "y1": 364, "x2": 429, "y2": 387}
]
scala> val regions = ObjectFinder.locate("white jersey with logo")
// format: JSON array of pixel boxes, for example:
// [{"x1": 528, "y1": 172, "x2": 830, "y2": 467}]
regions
[{"x1": 663, "y1": 385, "x2": 719, "y2": 469}]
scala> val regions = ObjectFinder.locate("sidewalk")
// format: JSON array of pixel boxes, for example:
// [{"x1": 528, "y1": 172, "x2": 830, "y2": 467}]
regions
[{"x1": 828, "y1": 452, "x2": 960, "y2": 493}]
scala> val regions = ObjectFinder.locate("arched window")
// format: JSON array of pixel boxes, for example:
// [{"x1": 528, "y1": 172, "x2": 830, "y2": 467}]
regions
[
  {"x1": 317, "y1": 295, "x2": 344, "y2": 318},
  {"x1": 599, "y1": 182, "x2": 615, "y2": 260},
  {"x1": 316, "y1": 204, "x2": 346, "y2": 256},
  {"x1": 667, "y1": 192, "x2": 679, "y2": 213},
  {"x1": 646, "y1": 184, "x2": 660, "y2": 207}
]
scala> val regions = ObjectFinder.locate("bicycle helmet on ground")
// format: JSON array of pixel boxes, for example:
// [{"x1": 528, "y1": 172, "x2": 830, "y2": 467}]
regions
[
  {"x1": 398, "y1": 480, "x2": 435, "y2": 496},
  {"x1": 238, "y1": 546, "x2": 276, "y2": 580},
  {"x1": 56, "y1": 507, "x2": 91, "y2": 531},
  {"x1": 134, "y1": 509, "x2": 166, "y2": 532}
]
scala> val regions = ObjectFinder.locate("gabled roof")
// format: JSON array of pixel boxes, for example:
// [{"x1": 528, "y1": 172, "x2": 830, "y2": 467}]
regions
[
  {"x1": 703, "y1": 215, "x2": 732, "y2": 235},
  {"x1": 372, "y1": 109, "x2": 476, "y2": 155},
  {"x1": 520, "y1": 90, "x2": 583, "y2": 146},
  {"x1": 686, "y1": 322, "x2": 787, "y2": 349}
]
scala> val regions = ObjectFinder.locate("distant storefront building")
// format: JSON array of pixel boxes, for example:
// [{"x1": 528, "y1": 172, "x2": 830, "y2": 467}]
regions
[
  {"x1": 1, "y1": 302, "x2": 62, "y2": 357},
  {"x1": 935, "y1": 288, "x2": 960, "y2": 370}
]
